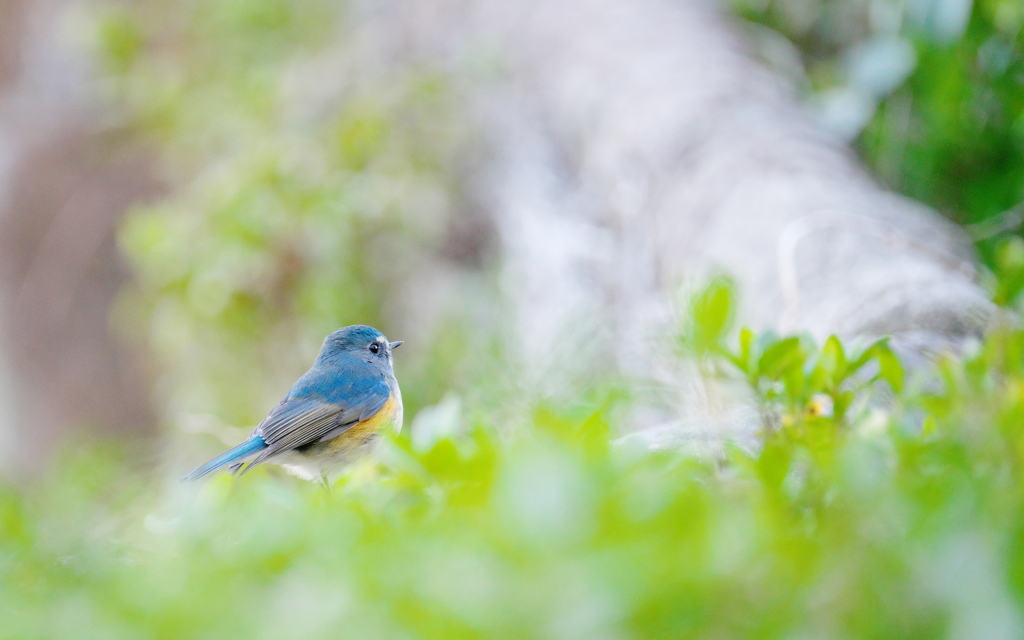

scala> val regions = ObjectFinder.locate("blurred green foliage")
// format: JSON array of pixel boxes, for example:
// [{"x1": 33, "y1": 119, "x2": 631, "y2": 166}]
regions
[
  {"x1": 98, "y1": 0, "x2": 490, "y2": 439},
  {"x1": 731, "y1": 0, "x2": 1024, "y2": 264},
  {"x1": 6, "y1": 284, "x2": 1024, "y2": 637},
  {"x1": 3, "y1": 0, "x2": 1023, "y2": 637}
]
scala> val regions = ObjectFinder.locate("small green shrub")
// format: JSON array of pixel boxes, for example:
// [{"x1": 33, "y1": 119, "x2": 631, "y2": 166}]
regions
[{"x1": 5, "y1": 281, "x2": 1024, "y2": 638}]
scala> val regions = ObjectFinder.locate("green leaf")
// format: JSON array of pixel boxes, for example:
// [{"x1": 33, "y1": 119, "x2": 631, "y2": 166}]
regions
[
  {"x1": 738, "y1": 327, "x2": 755, "y2": 370},
  {"x1": 820, "y1": 335, "x2": 847, "y2": 383},
  {"x1": 758, "y1": 336, "x2": 803, "y2": 380},
  {"x1": 848, "y1": 337, "x2": 889, "y2": 373},
  {"x1": 875, "y1": 345, "x2": 905, "y2": 393},
  {"x1": 689, "y1": 277, "x2": 736, "y2": 352}
]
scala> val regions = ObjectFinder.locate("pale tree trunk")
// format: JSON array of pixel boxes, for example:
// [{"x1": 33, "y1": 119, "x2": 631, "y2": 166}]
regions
[
  {"x1": 380, "y1": 0, "x2": 994, "y2": 444},
  {"x1": 407, "y1": 0, "x2": 992, "y2": 345}
]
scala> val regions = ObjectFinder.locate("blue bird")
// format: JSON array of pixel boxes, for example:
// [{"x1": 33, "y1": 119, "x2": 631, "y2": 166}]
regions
[{"x1": 182, "y1": 325, "x2": 403, "y2": 484}]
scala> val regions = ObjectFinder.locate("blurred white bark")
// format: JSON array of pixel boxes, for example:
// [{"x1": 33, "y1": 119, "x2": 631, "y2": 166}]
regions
[
  {"x1": 377, "y1": 0, "x2": 996, "y2": 446},
  {"x1": 390, "y1": 0, "x2": 992, "y2": 363}
]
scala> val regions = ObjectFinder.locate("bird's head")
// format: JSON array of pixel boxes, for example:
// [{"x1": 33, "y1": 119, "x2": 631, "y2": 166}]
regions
[{"x1": 319, "y1": 325, "x2": 403, "y2": 366}]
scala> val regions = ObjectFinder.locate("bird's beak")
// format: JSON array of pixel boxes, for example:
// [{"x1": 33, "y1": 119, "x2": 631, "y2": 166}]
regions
[{"x1": 389, "y1": 340, "x2": 404, "y2": 350}]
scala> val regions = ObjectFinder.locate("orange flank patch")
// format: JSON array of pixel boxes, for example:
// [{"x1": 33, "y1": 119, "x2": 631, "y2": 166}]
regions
[{"x1": 321, "y1": 392, "x2": 401, "y2": 453}]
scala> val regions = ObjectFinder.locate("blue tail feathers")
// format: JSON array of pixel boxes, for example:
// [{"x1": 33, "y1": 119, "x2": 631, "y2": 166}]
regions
[{"x1": 181, "y1": 436, "x2": 267, "y2": 482}]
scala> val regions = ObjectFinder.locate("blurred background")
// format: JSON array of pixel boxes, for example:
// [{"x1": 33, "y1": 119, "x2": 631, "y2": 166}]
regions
[
  {"x1": 3, "y1": 0, "x2": 1024, "y2": 637},
  {"x1": 0, "y1": 0, "x2": 502, "y2": 474},
  {"x1": 1, "y1": 0, "x2": 1020, "y2": 473}
]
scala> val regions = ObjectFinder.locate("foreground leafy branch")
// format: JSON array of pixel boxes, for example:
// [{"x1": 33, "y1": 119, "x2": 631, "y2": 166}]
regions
[{"x1": 5, "y1": 285, "x2": 1024, "y2": 638}]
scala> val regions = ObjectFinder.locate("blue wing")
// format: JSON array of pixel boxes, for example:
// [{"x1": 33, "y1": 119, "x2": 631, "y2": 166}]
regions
[
  {"x1": 240, "y1": 378, "x2": 390, "y2": 473},
  {"x1": 182, "y1": 369, "x2": 390, "y2": 480}
]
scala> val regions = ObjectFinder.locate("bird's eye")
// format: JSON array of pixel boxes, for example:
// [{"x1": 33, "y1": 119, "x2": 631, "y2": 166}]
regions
[{"x1": 369, "y1": 343, "x2": 380, "y2": 354}]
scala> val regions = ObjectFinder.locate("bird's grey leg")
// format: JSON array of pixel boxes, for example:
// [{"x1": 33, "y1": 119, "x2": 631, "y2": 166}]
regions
[{"x1": 319, "y1": 474, "x2": 333, "y2": 494}]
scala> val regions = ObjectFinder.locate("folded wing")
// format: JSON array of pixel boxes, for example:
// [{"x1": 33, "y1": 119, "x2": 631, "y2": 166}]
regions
[{"x1": 242, "y1": 383, "x2": 389, "y2": 472}]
